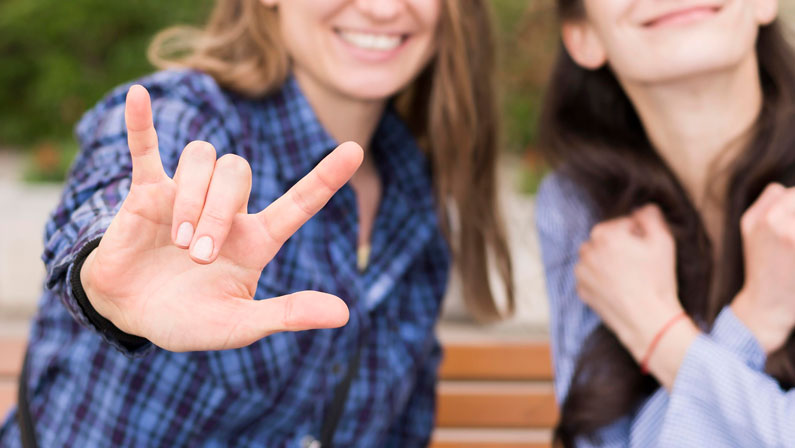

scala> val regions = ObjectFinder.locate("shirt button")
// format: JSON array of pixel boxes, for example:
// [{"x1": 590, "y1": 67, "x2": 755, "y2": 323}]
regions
[
  {"x1": 332, "y1": 362, "x2": 343, "y2": 375},
  {"x1": 301, "y1": 435, "x2": 321, "y2": 448}
]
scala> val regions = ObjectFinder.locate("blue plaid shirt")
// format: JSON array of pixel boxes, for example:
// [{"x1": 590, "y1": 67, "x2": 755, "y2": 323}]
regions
[
  {"x1": 0, "y1": 70, "x2": 450, "y2": 447},
  {"x1": 536, "y1": 173, "x2": 794, "y2": 447}
]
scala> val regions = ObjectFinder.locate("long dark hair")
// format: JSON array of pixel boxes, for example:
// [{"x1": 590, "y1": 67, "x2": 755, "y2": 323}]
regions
[{"x1": 539, "y1": 2, "x2": 795, "y2": 445}]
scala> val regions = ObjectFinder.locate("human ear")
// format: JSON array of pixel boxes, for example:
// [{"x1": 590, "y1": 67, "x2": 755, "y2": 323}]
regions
[
  {"x1": 753, "y1": 0, "x2": 779, "y2": 26},
  {"x1": 561, "y1": 20, "x2": 608, "y2": 70}
]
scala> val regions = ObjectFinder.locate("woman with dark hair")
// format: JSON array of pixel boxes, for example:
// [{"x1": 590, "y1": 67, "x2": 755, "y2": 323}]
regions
[{"x1": 536, "y1": 0, "x2": 795, "y2": 446}]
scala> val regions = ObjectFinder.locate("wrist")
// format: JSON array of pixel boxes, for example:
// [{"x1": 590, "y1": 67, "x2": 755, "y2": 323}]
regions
[
  {"x1": 732, "y1": 289, "x2": 793, "y2": 353},
  {"x1": 79, "y1": 248, "x2": 122, "y2": 328},
  {"x1": 620, "y1": 296, "x2": 683, "y2": 362},
  {"x1": 644, "y1": 317, "x2": 700, "y2": 389},
  {"x1": 80, "y1": 248, "x2": 101, "y2": 306}
]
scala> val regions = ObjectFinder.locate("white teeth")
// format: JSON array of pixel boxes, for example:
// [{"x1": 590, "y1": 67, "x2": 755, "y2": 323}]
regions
[{"x1": 338, "y1": 31, "x2": 402, "y2": 51}]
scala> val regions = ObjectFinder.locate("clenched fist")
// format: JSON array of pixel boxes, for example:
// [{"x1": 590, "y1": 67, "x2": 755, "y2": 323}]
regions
[{"x1": 733, "y1": 183, "x2": 795, "y2": 353}]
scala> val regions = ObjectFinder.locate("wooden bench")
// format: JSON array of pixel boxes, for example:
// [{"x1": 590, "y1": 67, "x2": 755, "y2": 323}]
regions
[
  {"x1": 0, "y1": 336, "x2": 556, "y2": 447},
  {"x1": 431, "y1": 338, "x2": 556, "y2": 448}
]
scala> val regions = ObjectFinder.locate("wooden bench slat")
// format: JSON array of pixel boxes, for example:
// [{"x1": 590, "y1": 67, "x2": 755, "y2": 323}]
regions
[
  {"x1": 431, "y1": 442, "x2": 550, "y2": 448},
  {"x1": 437, "y1": 381, "x2": 558, "y2": 428},
  {"x1": 431, "y1": 428, "x2": 552, "y2": 448},
  {"x1": 440, "y1": 342, "x2": 552, "y2": 381}
]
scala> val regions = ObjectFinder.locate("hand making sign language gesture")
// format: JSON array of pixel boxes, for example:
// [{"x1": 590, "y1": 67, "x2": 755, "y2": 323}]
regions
[{"x1": 78, "y1": 85, "x2": 363, "y2": 352}]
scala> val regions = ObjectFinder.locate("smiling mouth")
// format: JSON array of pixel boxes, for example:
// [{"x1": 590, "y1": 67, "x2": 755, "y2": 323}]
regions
[
  {"x1": 335, "y1": 29, "x2": 407, "y2": 51},
  {"x1": 643, "y1": 5, "x2": 721, "y2": 28}
]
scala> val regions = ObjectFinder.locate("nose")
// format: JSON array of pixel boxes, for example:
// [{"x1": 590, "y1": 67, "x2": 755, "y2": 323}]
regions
[{"x1": 354, "y1": 0, "x2": 405, "y2": 21}]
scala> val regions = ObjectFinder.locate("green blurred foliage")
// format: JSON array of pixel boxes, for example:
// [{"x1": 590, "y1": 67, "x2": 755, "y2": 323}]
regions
[
  {"x1": 493, "y1": 0, "x2": 558, "y2": 155},
  {"x1": 0, "y1": 0, "x2": 212, "y2": 148},
  {"x1": 493, "y1": 0, "x2": 557, "y2": 193},
  {"x1": 2, "y1": 0, "x2": 558, "y2": 187}
]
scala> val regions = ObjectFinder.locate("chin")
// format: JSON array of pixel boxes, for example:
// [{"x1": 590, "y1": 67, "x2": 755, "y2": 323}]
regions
[
  {"x1": 618, "y1": 32, "x2": 757, "y2": 84},
  {"x1": 332, "y1": 72, "x2": 417, "y2": 102}
]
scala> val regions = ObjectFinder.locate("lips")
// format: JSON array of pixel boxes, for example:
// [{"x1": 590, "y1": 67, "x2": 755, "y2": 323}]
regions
[
  {"x1": 642, "y1": 5, "x2": 721, "y2": 28},
  {"x1": 336, "y1": 29, "x2": 406, "y2": 51}
]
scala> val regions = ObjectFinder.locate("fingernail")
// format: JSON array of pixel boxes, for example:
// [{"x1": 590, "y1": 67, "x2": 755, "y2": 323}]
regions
[
  {"x1": 192, "y1": 236, "x2": 214, "y2": 261},
  {"x1": 175, "y1": 222, "x2": 194, "y2": 247}
]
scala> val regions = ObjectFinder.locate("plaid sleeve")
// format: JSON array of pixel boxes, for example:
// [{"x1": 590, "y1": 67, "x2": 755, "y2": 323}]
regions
[
  {"x1": 383, "y1": 340, "x2": 441, "y2": 447},
  {"x1": 42, "y1": 72, "x2": 232, "y2": 357}
]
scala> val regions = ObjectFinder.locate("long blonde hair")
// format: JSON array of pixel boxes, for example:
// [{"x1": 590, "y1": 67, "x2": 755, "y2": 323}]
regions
[{"x1": 149, "y1": 0, "x2": 513, "y2": 321}]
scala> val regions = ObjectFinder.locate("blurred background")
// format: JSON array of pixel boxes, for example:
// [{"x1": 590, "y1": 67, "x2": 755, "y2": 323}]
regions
[
  {"x1": 0, "y1": 0, "x2": 559, "y2": 328},
  {"x1": 1, "y1": 2, "x2": 794, "y2": 447}
]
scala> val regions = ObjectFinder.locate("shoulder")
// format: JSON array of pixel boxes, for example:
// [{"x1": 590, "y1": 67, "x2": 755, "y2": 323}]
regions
[{"x1": 535, "y1": 171, "x2": 597, "y2": 243}]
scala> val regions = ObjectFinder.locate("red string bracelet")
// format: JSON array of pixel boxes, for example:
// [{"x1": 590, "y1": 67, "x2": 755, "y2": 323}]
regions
[{"x1": 640, "y1": 311, "x2": 688, "y2": 375}]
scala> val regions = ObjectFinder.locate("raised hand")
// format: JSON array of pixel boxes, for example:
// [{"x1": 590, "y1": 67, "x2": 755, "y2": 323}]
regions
[
  {"x1": 733, "y1": 183, "x2": 795, "y2": 353},
  {"x1": 575, "y1": 205, "x2": 700, "y2": 388},
  {"x1": 575, "y1": 205, "x2": 683, "y2": 362},
  {"x1": 79, "y1": 85, "x2": 363, "y2": 352}
]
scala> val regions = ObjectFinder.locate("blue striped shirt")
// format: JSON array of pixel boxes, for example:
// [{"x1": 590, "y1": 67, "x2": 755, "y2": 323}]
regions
[
  {"x1": 0, "y1": 69, "x2": 450, "y2": 447},
  {"x1": 536, "y1": 173, "x2": 794, "y2": 447}
]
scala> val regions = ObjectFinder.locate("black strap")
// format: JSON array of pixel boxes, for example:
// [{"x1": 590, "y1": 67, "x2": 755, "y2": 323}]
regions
[
  {"x1": 319, "y1": 344, "x2": 362, "y2": 448},
  {"x1": 17, "y1": 351, "x2": 38, "y2": 448},
  {"x1": 70, "y1": 238, "x2": 148, "y2": 352}
]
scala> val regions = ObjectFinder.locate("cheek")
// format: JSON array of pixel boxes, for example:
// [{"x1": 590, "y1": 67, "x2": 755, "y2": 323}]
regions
[
  {"x1": 407, "y1": 0, "x2": 442, "y2": 26},
  {"x1": 407, "y1": 0, "x2": 441, "y2": 56},
  {"x1": 276, "y1": 1, "x2": 339, "y2": 62}
]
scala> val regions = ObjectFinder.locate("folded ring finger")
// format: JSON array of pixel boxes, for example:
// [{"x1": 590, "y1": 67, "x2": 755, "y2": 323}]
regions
[{"x1": 172, "y1": 141, "x2": 217, "y2": 248}]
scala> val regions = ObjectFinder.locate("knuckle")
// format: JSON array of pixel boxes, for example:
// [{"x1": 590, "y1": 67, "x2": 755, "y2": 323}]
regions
[
  {"x1": 574, "y1": 262, "x2": 584, "y2": 278},
  {"x1": 258, "y1": 213, "x2": 283, "y2": 245},
  {"x1": 199, "y1": 207, "x2": 230, "y2": 228},
  {"x1": 312, "y1": 169, "x2": 336, "y2": 194},
  {"x1": 763, "y1": 211, "x2": 779, "y2": 231},
  {"x1": 578, "y1": 242, "x2": 590, "y2": 258},
  {"x1": 740, "y1": 214, "x2": 754, "y2": 235},
  {"x1": 282, "y1": 295, "x2": 296, "y2": 329},
  {"x1": 175, "y1": 195, "x2": 205, "y2": 215},
  {"x1": 590, "y1": 224, "x2": 604, "y2": 241},
  {"x1": 289, "y1": 188, "x2": 316, "y2": 216}
]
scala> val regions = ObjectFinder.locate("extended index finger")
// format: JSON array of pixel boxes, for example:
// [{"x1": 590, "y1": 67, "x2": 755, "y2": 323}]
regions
[
  {"x1": 125, "y1": 85, "x2": 167, "y2": 185},
  {"x1": 256, "y1": 141, "x2": 363, "y2": 245}
]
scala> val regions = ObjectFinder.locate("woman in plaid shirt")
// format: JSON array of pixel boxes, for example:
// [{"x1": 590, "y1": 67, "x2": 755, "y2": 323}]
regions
[{"x1": 0, "y1": 0, "x2": 512, "y2": 446}]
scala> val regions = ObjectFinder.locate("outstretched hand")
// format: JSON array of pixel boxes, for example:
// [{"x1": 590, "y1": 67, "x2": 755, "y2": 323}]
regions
[{"x1": 80, "y1": 85, "x2": 364, "y2": 352}]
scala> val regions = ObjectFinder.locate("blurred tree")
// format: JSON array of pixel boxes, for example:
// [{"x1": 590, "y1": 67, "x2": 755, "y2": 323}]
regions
[
  {"x1": 3, "y1": 0, "x2": 559, "y2": 186},
  {"x1": 0, "y1": 0, "x2": 212, "y2": 148},
  {"x1": 494, "y1": 0, "x2": 557, "y2": 155}
]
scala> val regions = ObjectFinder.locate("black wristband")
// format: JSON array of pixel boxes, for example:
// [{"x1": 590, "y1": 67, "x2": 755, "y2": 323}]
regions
[{"x1": 70, "y1": 237, "x2": 149, "y2": 351}]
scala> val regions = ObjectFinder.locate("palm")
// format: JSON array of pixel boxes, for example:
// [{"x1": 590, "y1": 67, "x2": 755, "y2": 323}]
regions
[{"x1": 82, "y1": 85, "x2": 363, "y2": 352}]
